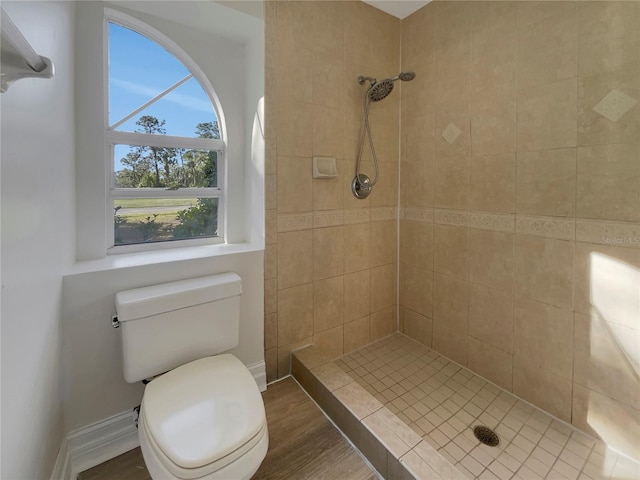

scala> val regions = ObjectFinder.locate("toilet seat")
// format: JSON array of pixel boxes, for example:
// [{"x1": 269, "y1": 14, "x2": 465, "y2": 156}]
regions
[{"x1": 139, "y1": 354, "x2": 268, "y2": 479}]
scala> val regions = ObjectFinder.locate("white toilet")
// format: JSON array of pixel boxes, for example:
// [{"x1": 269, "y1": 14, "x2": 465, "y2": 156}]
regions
[{"x1": 115, "y1": 273, "x2": 268, "y2": 480}]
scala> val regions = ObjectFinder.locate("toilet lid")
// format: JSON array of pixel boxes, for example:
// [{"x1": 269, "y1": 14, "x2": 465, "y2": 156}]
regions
[{"x1": 142, "y1": 354, "x2": 266, "y2": 470}]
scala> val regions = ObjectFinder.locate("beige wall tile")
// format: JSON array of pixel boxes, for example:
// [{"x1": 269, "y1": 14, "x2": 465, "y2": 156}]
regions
[
  {"x1": 469, "y1": 283, "x2": 514, "y2": 354},
  {"x1": 370, "y1": 161, "x2": 399, "y2": 208},
  {"x1": 265, "y1": 278, "x2": 277, "y2": 315},
  {"x1": 401, "y1": 306, "x2": 432, "y2": 348},
  {"x1": 314, "y1": 276, "x2": 344, "y2": 333},
  {"x1": 312, "y1": 57, "x2": 345, "y2": 111},
  {"x1": 402, "y1": 113, "x2": 435, "y2": 164},
  {"x1": 276, "y1": 1, "x2": 313, "y2": 65},
  {"x1": 265, "y1": 174, "x2": 277, "y2": 210},
  {"x1": 344, "y1": 270, "x2": 370, "y2": 322},
  {"x1": 514, "y1": 297, "x2": 573, "y2": 380},
  {"x1": 517, "y1": 10, "x2": 577, "y2": 89},
  {"x1": 371, "y1": 264, "x2": 396, "y2": 312},
  {"x1": 278, "y1": 284, "x2": 313, "y2": 346},
  {"x1": 371, "y1": 306, "x2": 396, "y2": 341},
  {"x1": 515, "y1": 235, "x2": 574, "y2": 309},
  {"x1": 436, "y1": 114, "x2": 470, "y2": 159},
  {"x1": 265, "y1": 347, "x2": 278, "y2": 383},
  {"x1": 467, "y1": 336, "x2": 513, "y2": 392},
  {"x1": 433, "y1": 324, "x2": 468, "y2": 367},
  {"x1": 264, "y1": 244, "x2": 277, "y2": 280},
  {"x1": 435, "y1": 18, "x2": 471, "y2": 116},
  {"x1": 314, "y1": 226, "x2": 344, "y2": 280},
  {"x1": 277, "y1": 337, "x2": 313, "y2": 378},
  {"x1": 573, "y1": 242, "x2": 640, "y2": 326},
  {"x1": 470, "y1": 154, "x2": 515, "y2": 213},
  {"x1": 577, "y1": 143, "x2": 640, "y2": 222},
  {"x1": 276, "y1": 101, "x2": 313, "y2": 158},
  {"x1": 401, "y1": 159, "x2": 435, "y2": 208},
  {"x1": 469, "y1": 229, "x2": 514, "y2": 291},
  {"x1": 277, "y1": 62, "x2": 312, "y2": 104},
  {"x1": 265, "y1": 313, "x2": 277, "y2": 350},
  {"x1": 265, "y1": 137, "x2": 276, "y2": 175},
  {"x1": 578, "y1": 62, "x2": 639, "y2": 147},
  {"x1": 311, "y1": 1, "x2": 346, "y2": 63},
  {"x1": 399, "y1": 262, "x2": 433, "y2": 318},
  {"x1": 277, "y1": 156, "x2": 312, "y2": 213},
  {"x1": 400, "y1": 220, "x2": 433, "y2": 271},
  {"x1": 344, "y1": 316, "x2": 371, "y2": 354},
  {"x1": 516, "y1": 1, "x2": 576, "y2": 31},
  {"x1": 434, "y1": 224, "x2": 469, "y2": 281},
  {"x1": 278, "y1": 229, "x2": 313, "y2": 289},
  {"x1": 343, "y1": 223, "x2": 370, "y2": 274},
  {"x1": 513, "y1": 358, "x2": 572, "y2": 422},
  {"x1": 572, "y1": 383, "x2": 640, "y2": 461},
  {"x1": 516, "y1": 148, "x2": 577, "y2": 217},
  {"x1": 371, "y1": 220, "x2": 397, "y2": 267},
  {"x1": 313, "y1": 162, "x2": 344, "y2": 211},
  {"x1": 435, "y1": 154, "x2": 470, "y2": 210},
  {"x1": 314, "y1": 325, "x2": 344, "y2": 360},
  {"x1": 265, "y1": 209, "x2": 277, "y2": 245},
  {"x1": 574, "y1": 312, "x2": 640, "y2": 410},
  {"x1": 433, "y1": 274, "x2": 469, "y2": 333},
  {"x1": 471, "y1": 30, "x2": 517, "y2": 156},
  {"x1": 517, "y1": 78, "x2": 577, "y2": 152},
  {"x1": 577, "y1": 1, "x2": 640, "y2": 78},
  {"x1": 313, "y1": 105, "x2": 344, "y2": 160}
]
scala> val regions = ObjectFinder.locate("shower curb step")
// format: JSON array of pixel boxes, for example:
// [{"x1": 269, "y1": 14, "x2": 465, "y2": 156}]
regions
[{"x1": 292, "y1": 346, "x2": 467, "y2": 480}]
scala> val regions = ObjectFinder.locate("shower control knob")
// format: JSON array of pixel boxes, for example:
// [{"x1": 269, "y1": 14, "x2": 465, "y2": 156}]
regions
[{"x1": 352, "y1": 174, "x2": 372, "y2": 199}]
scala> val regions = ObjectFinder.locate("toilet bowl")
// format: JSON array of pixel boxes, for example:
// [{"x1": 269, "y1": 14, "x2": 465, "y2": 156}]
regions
[
  {"x1": 138, "y1": 355, "x2": 268, "y2": 480},
  {"x1": 115, "y1": 274, "x2": 269, "y2": 479}
]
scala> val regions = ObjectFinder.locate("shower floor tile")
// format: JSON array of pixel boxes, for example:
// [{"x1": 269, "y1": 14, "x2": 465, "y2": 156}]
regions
[{"x1": 335, "y1": 334, "x2": 640, "y2": 480}]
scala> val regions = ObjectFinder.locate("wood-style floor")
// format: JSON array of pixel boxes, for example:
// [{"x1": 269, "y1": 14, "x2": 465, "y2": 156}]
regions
[{"x1": 79, "y1": 378, "x2": 378, "y2": 480}]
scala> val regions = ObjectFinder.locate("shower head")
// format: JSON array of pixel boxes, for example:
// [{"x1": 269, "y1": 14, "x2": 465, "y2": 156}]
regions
[
  {"x1": 395, "y1": 71, "x2": 416, "y2": 82},
  {"x1": 362, "y1": 71, "x2": 416, "y2": 102},
  {"x1": 368, "y1": 79, "x2": 394, "y2": 102}
]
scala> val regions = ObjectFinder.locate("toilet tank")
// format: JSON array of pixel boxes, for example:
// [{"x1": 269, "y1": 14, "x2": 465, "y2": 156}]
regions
[{"x1": 115, "y1": 273, "x2": 242, "y2": 383}]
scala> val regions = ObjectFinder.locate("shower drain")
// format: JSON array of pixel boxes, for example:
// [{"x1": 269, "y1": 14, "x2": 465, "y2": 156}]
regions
[{"x1": 473, "y1": 425, "x2": 500, "y2": 447}]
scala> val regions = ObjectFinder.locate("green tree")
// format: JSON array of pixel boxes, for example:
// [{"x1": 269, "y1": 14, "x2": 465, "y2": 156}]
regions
[{"x1": 173, "y1": 198, "x2": 218, "y2": 239}]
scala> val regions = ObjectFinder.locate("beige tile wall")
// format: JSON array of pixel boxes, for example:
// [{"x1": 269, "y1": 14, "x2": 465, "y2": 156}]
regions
[
  {"x1": 399, "y1": 1, "x2": 640, "y2": 460},
  {"x1": 264, "y1": 1, "x2": 401, "y2": 381}
]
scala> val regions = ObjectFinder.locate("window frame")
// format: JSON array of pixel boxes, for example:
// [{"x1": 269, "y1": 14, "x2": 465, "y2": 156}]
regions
[{"x1": 104, "y1": 9, "x2": 227, "y2": 254}]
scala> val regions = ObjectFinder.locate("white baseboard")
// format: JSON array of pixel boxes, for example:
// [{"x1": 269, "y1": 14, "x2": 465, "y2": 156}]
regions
[
  {"x1": 51, "y1": 359, "x2": 267, "y2": 479},
  {"x1": 248, "y1": 359, "x2": 267, "y2": 392},
  {"x1": 51, "y1": 410, "x2": 139, "y2": 480}
]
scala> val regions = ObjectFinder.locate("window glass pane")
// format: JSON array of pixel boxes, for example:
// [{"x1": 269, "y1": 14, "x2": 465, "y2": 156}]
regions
[
  {"x1": 114, "y1": 197, "x2": 219, "y2": 246},
  {"x1": 114, "y1": 144, "x2": 218, "y2": 188},
  {"x1": 108, "y1": 23, "x2": 218, "y2": 137}
]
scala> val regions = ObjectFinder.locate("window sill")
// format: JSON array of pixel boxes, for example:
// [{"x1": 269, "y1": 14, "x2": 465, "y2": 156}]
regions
[{"x1": 67, "y1": 241, "x2": 263, "y2": 276}]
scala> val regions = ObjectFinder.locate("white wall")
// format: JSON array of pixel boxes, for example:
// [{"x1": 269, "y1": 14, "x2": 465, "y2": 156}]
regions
[
  {"x1": 61, "y1": 249, "x2": 264, "y2": 431},
  {"x1": 0, "y1": 2, "x2": 76, "y2": 478}
]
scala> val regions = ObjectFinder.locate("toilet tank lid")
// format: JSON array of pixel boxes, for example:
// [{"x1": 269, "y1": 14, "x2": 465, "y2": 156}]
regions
[{"x1": 115, "y1": 273, "x2": 242, "y2": 322}]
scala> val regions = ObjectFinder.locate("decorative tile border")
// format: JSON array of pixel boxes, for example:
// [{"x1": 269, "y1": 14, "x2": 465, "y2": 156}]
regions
[
  {"x1": 401, "y1": 208, "x2": 434, "y2": 223},
  {"x1": 433, "y1": 209, "x2": 516, "y2": 233},
  {"x1": 314, "y1": 210, "x2": 344, "y2": 229},
  {"x1": 576, "y1": 219, "x2": 640, "y2": 249},
  {"x1": 371, "y1": 206, "x2": 398, "y2": 222},
  {"x1": 467, "y1": 211, "x2": 515, "y2": 233},
  {"x1": 277, "y1": 212, "x2": 313, "y2": 232},
  {"x1": 433, "y1": 209, "x2": 469, "y2": 227},
  {"x1": 344, "y1": 208, "x2": 371, "y2": 225},
  {"x1": 515, "y1": 215, "x2": 575, "y2": 241}
]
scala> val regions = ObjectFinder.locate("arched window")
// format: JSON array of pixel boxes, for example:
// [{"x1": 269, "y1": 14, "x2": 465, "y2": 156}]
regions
[{"x1": 106, "y1": 12, "x2": 225, "y2": 250}]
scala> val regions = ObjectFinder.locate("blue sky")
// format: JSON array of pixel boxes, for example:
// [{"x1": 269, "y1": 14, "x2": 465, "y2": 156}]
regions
[{"x1": 109, "y1": 23, "x2": 218, "y2": 172}]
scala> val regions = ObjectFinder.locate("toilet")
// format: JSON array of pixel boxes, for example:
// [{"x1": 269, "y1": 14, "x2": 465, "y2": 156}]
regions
[{"x1": 115, "y1": 273, "x2": 268, "y2": 480}]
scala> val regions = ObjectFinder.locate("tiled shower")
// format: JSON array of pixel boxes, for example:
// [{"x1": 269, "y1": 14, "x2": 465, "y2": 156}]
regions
[{"x1": 263, "y1": 0, "x2": 640, "y2": 472}]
